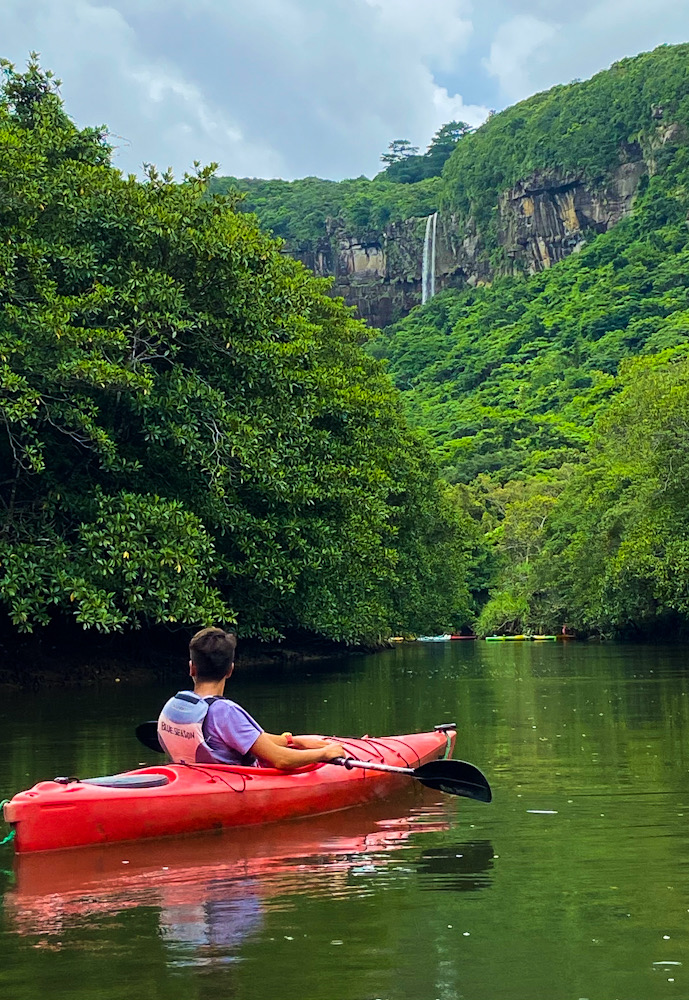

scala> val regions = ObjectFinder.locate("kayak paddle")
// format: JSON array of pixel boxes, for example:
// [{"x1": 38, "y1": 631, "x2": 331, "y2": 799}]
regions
[
  {"x1": 333, "y1": 756, "x2": 492, "y2": 803},
  {"x1": 136, "y1": 721, "x2": 164, "y2": 753},
  {"x1": 135, "y1": 721, "x2": 491, "y2": 802}
]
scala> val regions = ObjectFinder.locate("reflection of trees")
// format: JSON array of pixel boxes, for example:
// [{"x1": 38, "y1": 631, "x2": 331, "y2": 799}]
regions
[{"x1": 417, "y1": 841, "x2": 494, "y2": 892}]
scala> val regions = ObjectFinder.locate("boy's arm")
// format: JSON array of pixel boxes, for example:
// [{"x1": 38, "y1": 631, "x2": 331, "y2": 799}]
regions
[
  {"x1": 264, "y1": 732, "x2": 331, "y2": 750},
  {"x1": 250, "y1": 732, "x2": 345, "y2": 769}
]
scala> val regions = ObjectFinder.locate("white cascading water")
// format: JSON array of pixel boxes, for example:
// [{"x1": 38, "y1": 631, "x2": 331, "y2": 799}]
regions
[{"x1": 421, "y1": 211, "x2": 438, "y2": 304}]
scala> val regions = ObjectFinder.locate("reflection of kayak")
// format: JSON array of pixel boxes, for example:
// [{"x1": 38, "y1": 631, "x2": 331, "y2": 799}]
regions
[
  {"x1": 4, "y1": 729, "x2": 455, "y2": 854},
  {"x1": 485, "y1": 635, "x2": 558, "y2": 642},
  {"x1": 6, "y1": 795, "x2": 457, "y2": 938},
  {"x1": 11, "y1": 796, "x2": 449, "y2": 903}
]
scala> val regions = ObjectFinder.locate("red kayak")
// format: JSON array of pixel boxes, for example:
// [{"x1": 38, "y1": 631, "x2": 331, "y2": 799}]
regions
[{"x1": 3, "y1": 728, "x2": 455, "y2": 853}]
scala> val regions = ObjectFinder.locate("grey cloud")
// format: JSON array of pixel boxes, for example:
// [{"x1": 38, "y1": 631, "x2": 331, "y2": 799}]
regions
[
  {"x1": 482, "y1": 0, "x2": 689, "y2": 102},
  {"x1": 0, "y1": 0, "x2": 686, "y2": 180},
  {"x1": 115, "y1": 0, "x2": 487, "y2": 177},
  {"x1": 0, "y1": 0, "x2": 288, "y2": 177},
  {"x1": 0, "y1": 0, "x2": 487, "y2": 179}
]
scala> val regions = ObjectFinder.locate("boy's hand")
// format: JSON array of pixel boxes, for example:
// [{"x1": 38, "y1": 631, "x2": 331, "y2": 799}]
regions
[{"x1": 320, "y1": 743, "x2": 346, "y2": 761}]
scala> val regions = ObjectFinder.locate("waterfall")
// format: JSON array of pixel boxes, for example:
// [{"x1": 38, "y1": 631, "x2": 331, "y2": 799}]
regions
[
  {"x1": 421, "y1": 212, "x2": 438, "y2": 304},
  {"x1": 431, "y1": 210, "x2": 437, "y2": 300}
]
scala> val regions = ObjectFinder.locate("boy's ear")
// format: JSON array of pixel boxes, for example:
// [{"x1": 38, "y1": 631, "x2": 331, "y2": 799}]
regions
[
  {"x1": 226, "y1": 661, "x2": 234, "y2": 678},
  {"x1": 189, "y1": 658, "x2": 196, "y2": 677}
]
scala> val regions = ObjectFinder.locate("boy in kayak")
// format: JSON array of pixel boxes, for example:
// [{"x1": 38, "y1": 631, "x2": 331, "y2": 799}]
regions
[{"x1": 158, "y1": 626, "x2": 346, "y2": 768}]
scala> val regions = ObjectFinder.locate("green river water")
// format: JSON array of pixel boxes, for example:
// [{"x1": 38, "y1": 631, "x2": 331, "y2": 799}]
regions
[{"x1": 1, "y1": 640, "x2": 689, "y2": 1000}]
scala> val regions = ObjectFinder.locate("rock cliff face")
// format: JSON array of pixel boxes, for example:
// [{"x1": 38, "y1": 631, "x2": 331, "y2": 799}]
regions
[
  {"x1": 286, "y1": 216, "x2": 487, "y2": 328},
  {"x1": 284, "y1": 125, "x2": 683, "y2": 328},
  {"x1": 496, "y1": 160, "x2": 647, "y2": 272}
]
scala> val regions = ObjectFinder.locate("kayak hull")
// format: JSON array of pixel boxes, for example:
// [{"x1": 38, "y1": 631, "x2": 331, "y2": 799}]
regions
[{"x1": 3, "y1": 729, "x2": 454, "y2": 853}]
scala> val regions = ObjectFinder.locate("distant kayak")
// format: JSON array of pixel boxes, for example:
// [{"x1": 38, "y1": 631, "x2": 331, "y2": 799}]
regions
[
  {"x1": 485, "y1": 635, "x2": 526, "y2": 641},
  {"x1": 416, "y1": 634, "x2": 453, "y2": 642},
  {"x1": 485, "y1": 635, "x2": 558, "y2": 642}
]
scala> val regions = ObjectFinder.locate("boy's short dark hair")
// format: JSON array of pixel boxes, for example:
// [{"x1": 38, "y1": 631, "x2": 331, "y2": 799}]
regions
[{"x1": 189, "y1": 627, "x2": 237, "y2": 681}]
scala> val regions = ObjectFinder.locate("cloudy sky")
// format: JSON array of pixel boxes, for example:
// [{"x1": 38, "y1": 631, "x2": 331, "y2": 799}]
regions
[{"x1": 1, "y1": 0, "x2": 687, "y2": 180}]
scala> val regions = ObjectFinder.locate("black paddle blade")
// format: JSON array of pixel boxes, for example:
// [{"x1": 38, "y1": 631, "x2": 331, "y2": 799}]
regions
[
  {"x1": 414, "y1": 759, "x2": 492, "y2": 803},
  {"x1": 135, "y1": 721, "x2": 165, "y2": 754}
]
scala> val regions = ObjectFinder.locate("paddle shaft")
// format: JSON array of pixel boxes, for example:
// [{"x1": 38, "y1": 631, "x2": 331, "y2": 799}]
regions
[{"x1": 334, "y1": 756, "x2": 419, "y2": 776}]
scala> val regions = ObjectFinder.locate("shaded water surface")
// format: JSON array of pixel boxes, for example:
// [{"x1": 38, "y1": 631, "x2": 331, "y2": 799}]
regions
[{"x1": 2, "y1": 641, "x2": 689, "y2": 1000}]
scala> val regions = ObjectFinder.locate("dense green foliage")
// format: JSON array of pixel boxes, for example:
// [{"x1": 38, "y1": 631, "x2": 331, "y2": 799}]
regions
[
  {"x1": 369, "y1": 44, "x2": 689, "y2": 637},
  {"x1": 378, "y1": 122, "x2": 475, "y2": 184},
  {"x1": 9, "y1": 41, "x2": 688, "y2": 641},
  {"x1": 470, "y1": 349, "x2": 689, "y2": 637},
  {"x1": 532, "y1": 350, "x2": 689, "y2": 635},
  {"x1": 210, "y1": 174, "x2": 441, "y2": 250},
  {"x1": 0, "y1": 57, "x2": 471, "y2": 640},
  {"x1": 371, "y1": 160, "x2": 689, "y2": 484}
]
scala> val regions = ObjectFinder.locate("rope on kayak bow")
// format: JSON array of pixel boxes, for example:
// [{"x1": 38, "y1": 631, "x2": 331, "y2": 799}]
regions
[
  {"x1": 179, "y1": 763, "x2": 247, "y2": 792},
  {"x1": 334, "y1": 736, "x2": 421, "y2": 766},
  {"x1": 0, "y1": 799, "x2": 14, "y2": 846}
]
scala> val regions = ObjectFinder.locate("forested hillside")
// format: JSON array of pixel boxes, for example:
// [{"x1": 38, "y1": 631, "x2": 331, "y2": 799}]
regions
[
  {"x1": 214, "y1": 45, "x2": 689, "y2": 264},
  {"x1": 0, "y1": 58, "x2": 470, "y2": 644},
  {"x1": 370, "y1": 174, "x2": 689, "y2": 483},
  {"x1": 213, "y1": 45, "x2": 689, "y2": 335},
  {"x1": 209, "y1": 174, "x2": 442, "y2": 249},
  {"x1": 370, "y1": 44, "x2": 689, "y2": 638},
  {"x1": 440, "y1": 43, "x2": 689, "y2": 253}
]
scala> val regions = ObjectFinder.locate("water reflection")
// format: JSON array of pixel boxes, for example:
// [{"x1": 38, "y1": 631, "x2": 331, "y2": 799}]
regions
[
  {"x1": 6, "y1": 791, "x2": 493, "y2": 964},
  {"x1": 417, "y1": 842, "x2": 494, "y2": 892},
  {"x1": 5, "y1": 642, "x2": 689, "y2": 1000},
  {"x1": 161, "y1": 888, "x2": 264, "y2": 966}
]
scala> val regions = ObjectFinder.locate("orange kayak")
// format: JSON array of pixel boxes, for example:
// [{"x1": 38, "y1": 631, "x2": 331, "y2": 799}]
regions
[{"x1": 3, "y1": 729, "x2": 455, "y2": 853}]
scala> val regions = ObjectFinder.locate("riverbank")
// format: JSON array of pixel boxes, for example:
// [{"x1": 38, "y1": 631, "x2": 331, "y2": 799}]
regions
[{"x1": 0, "y1": 626, "x2": 363, "y2": 691}]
